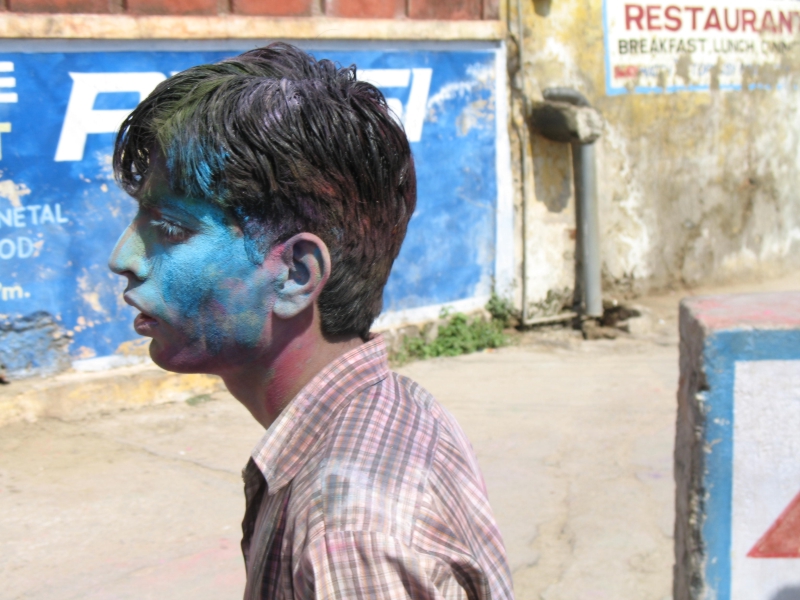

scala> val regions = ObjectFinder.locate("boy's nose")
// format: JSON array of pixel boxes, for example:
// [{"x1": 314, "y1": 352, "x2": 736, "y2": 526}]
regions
[{"x1": 108, "y1": 225, "x2": 149, "y2": 281}]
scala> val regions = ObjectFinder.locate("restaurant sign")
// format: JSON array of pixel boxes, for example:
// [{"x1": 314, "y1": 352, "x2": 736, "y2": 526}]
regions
[{"x1": 603, "y1": 0, "x2": 800, "y2": 94}]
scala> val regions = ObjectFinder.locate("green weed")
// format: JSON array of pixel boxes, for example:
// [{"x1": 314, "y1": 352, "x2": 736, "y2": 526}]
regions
[
  {"x1": 393, "y1": 304, "x2": 509, "y2": 365},
  {"x1": 486, "y1": 293, "x2": 516, "y2": 328},
  {"x1": 185, "y1": 393, "x2": 213, "y2": 407}
]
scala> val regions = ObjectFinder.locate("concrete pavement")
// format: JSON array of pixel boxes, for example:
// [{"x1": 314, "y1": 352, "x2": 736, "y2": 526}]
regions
[{"x1": 2, "y1": 271, "x2": 799, "y2": 599}]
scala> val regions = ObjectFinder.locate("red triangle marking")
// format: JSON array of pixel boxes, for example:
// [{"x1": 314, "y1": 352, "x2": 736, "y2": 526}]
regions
[{"x1": 748, "y1": 490, "x2": 800, "y2": 558}]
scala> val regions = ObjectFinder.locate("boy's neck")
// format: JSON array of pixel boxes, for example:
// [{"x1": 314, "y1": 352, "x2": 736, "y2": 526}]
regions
[{"x1": 220, "y1": 314, "x2": 364, "y2": 430}]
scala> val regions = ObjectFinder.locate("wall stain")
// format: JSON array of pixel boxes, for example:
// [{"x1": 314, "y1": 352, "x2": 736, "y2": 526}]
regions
[
  {"x1": 0, "y1": 179, "x2": 31, "y2": 208},
  {"x1": 0, "y1": 312, "x2": 72, "y2": 379}
]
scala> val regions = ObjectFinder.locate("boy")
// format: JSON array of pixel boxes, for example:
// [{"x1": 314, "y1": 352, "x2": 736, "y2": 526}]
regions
[{"x1": 109, "y1": 43, "x2": 513, "y2": 599}]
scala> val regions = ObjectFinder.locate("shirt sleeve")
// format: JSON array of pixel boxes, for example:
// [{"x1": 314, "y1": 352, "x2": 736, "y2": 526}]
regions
[{"x1": 293, "y1": 531, "x2": 476, "y2": 600}]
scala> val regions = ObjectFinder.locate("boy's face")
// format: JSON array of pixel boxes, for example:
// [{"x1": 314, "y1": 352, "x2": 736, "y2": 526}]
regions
[{"x1": 108, "y1": 158, "x2": 278, "y2": 374}]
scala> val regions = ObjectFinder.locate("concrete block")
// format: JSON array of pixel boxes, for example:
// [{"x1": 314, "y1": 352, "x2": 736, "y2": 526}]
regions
[
  {"x1": 232, "y1": 0, "x2": 312, "y2": 15},
  {"x1": 675, "y1": 291, "x2": 800, "y2": 600},
  {"x1": 408, "y1": 0, "x2": 482, "y2": 20}
]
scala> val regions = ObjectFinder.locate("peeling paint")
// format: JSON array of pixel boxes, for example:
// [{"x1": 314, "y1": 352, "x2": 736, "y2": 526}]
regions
[
  {"x1": 0, "y1": 179, "x2": 31, "y2": 208},
  {"x1": 0, "y1": 311, "x2": 72, "y2": 378},
  {"x1": 77, "y1": 270, "x2": 106, "y2": 315},
  {"x1": 427, "y1": 61, "x2": 494, "y2": 127},
  {"x1": 456, "y1": 98, "x2": 494, "y2": 136}
]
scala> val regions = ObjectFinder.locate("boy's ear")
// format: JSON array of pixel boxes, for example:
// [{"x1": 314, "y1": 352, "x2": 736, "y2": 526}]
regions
[{"x1": 271, "y1": 233, "x2": 331, "y2": 320}]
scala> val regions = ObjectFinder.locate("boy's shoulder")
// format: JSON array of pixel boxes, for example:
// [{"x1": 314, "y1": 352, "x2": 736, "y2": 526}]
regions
[
  {"x1": 270, "y1": 361, "x2": 512, "y2": 600},
  {"x1": 329, "y1": 369, "x2": 475, "y2": 467},
  {"x1": 289, "y1": 369, "x2": 485, "y2": 540}
]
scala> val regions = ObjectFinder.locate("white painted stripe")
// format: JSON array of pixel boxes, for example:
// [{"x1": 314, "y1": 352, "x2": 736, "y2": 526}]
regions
[
  {"x1": 493, "y1": 42, "x2": 515, "y2": 300},
  {"x1": 731, "y1": 360, "x2": 800, "y2": 598},
  {"x1": 0, "y1": 77, "x2": 16, "y2": 88},
  {"x1": 373, "y1": 295, "x2": 490, "y2": 330},
  {"x1": 0, "y1": 62, "x2": 14, "y2": 72},
  {"x1": 0, "y1": 93, "x2": 18, "y2": 103},
  {"x1": 72, "y1": 354, "x2": 151, "y2": 372},
  {"x1": 358, "y1": 69, "x2": 410, "y2": 88}
]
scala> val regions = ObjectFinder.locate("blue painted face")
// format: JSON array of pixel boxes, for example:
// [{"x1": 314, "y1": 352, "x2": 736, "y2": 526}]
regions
[{"x1": 108, "y1": 159, "x2": 278, "y2": 374}]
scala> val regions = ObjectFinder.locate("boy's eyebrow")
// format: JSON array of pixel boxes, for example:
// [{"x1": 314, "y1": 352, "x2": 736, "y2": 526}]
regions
[{"x1": 136, "y1": 194, "x2": 217, "y2": 229}]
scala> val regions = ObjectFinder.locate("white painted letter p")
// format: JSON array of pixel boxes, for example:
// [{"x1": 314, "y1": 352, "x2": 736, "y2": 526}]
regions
[{"x1": 54, "y1": 72, "x2": 166, "y2": 162}]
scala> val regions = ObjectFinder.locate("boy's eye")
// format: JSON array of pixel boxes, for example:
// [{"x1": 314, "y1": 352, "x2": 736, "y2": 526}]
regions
[{"x1": 151, "y1": 218, "x2": 190, "y2": 242}]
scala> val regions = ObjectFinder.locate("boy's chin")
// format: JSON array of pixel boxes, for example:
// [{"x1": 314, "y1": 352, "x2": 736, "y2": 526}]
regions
[{"x1": 148, "y1": 340, "x2": 220, "y2": 375}]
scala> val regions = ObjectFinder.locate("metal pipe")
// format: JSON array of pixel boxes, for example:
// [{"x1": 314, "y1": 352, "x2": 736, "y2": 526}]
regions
[
  {"x1": 571, "y1": 141, "x2": 603, "y2": 318},
  {"x1": 529, "y1": 87, "x2": 604, "y2": 320}
]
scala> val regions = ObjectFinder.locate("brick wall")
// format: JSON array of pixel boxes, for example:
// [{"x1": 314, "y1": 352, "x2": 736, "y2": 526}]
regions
[{"x1": 2, "y1": 0, "x2": 500, "y2": 20}]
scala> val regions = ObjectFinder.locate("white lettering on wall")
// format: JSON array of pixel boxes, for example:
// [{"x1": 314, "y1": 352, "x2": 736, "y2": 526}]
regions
[
  {"x1": 358, "y1": 68, "x2": 433, "y2": 142},
  {"x1": 0, "y1": 237, "x2": 36, "y2": 260},
  {"x1": 0, "y1": 202, "x2": 68, "y2": 228},
  {"x1": 0, "y1": 201, "x2": 66, "y2": 260},
  {"x1": 50, "y1": 68, "x2": 433, "y2": 161},
  {"x1": 0, "y1": 122, "x2": 11, "y2": 160},
  {"x1": 0, "y1": 61, "x2": 18, "y2": 104},
  {"x1": 0, "y1": 281, "x2": 28, "y2": 300},
  {"x1": 54, "y1": 72, "x2": 167, "y2": 162}
]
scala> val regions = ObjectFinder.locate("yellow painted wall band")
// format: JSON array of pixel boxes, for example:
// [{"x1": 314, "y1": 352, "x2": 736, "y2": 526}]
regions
[{"x1": 0, "y1": 14, "x2": 506, "y2": 41}]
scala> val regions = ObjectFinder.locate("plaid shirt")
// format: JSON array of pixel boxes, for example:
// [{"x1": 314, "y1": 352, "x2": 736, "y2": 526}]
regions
[{"x1": 241, "y1": 336, "x2": 514, "y2": 600}]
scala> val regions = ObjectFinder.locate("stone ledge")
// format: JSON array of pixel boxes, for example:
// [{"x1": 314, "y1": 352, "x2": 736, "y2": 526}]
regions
[
  {"x1": 0, "y1": 14, "x2": 506, "y2": 40},
  {"x1": 0, "y1": 361, "x2": 224, "y2": 427}
]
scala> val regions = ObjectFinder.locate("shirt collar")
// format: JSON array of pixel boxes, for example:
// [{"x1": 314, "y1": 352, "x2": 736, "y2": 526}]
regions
[{"x1": 250, "y1": 335, "x2": 389, "y2": 494}]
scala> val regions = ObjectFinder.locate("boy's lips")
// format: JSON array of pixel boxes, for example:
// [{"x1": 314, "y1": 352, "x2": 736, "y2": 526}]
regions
[
  {"x1": 133, "y1": 312, "x2": 159, "y2": 335},
  {"x1": 124, "y1": 293, "x2": 159, "y2": 335}
]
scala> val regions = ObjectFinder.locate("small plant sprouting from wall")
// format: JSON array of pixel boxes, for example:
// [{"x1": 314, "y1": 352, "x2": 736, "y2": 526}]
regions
[
  {"x1": 392, "y1": 294, "x2": 513, "y2": 364},
  {"x1": 486, "y1": 293, "x2": 516, "y2": 328}
]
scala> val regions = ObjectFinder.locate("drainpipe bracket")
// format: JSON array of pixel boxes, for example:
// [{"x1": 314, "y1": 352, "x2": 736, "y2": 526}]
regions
[{"x1": 527, "y1": 100, "x2": 603, "y2": 145}]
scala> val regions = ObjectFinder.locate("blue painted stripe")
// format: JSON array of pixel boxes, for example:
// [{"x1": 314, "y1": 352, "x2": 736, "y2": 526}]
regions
[
  {"x1": 606, "y1": 82, "x2": 787, "y2": 96},
  {"x1": 602, "y1": 0, "x2": 612, "y2": 96}
]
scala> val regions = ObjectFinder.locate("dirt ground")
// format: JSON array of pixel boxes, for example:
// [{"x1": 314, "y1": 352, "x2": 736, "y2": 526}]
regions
[{"x1": 2, "y1": 271, "x2": 799, "y2": 600}]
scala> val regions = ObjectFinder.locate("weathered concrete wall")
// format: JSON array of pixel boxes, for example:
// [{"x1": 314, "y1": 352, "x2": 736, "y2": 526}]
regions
[
  {"x1": 510, "y1": 0, "x2": 800, "y2": 316},
  {"x1": 675, "y1": 291, "x2": 800, "y2": 600}
]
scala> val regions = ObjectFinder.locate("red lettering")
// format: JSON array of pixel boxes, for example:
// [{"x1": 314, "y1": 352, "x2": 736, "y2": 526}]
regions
[
  {"x1": 685, "y1": 6, "x2": 703, "y2": 30},
  {"x1": 704, "y1": 7, "x2": 721, "y2": 31},
  {"x1": 665, "y1": 5, "x2": 682, "y2": 31},
  {"x1": 761, "y1": 10, "x2": 777, "y2": 33},
  {"x1": 625, "y1": 4, "x2": 645, "y2": 30},
  {"x1": 779, "y1": 11, "x2": 792, "y2": 34},
  {"x1": 646, "y1": 5, "x2": 662, "y2": 29},
  {"x1": 614, "y1": 65, "x2": 639, "y2": 78},
  {"x1": 724, "y1": 8, "x2": 739, "y2": 32},
  {"x1": 778, "y1": 11, "x2": 792, "y2": 33},
  {"x1": 741, "y1": 9, "x2": 757, "y2": 32}
]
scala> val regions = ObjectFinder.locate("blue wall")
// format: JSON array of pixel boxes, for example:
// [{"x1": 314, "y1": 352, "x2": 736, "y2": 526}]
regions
[{"x1": 0, "y1": 41, "x2": 502, "y2": 371}]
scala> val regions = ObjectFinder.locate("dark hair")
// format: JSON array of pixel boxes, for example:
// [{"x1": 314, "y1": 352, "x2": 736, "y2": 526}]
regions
[{"x1": 113, "y1": 42, "x2": 416, "y2": 341}]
